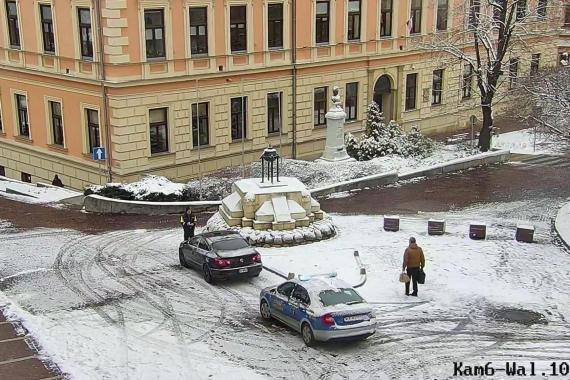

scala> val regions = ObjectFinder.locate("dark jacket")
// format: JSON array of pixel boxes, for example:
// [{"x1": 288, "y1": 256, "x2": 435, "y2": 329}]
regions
[
  {"x1": 181, "y1": 212, "x2": 197, "y2": 229},
  {"x1": 402, "y1": 243, "x2": 425, "y2": 270}
]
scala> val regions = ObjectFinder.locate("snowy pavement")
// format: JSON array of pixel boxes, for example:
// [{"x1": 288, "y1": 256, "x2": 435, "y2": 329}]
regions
[
  {"x1": 0, "y1": 177, "x2": 80, "y2": 205},
  {"x1": 1, "y1": 198, "x2": 569, "y2": 379}
]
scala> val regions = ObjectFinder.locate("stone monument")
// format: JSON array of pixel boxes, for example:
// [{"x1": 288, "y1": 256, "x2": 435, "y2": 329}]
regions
[
  {"x1": 319, "y1": 86, "x2": 354, "y2": 162},
  {"x1": 206, "y1": 147, "x2": 336, "y2": 246}
]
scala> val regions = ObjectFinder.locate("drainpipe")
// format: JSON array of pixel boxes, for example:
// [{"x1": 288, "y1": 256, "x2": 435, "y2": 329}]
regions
[
  {"x1": 94, "y1": 0, "x2": 113, "y2": 182},
  {"x1": 291, "y1": 0, "x2": 297, "y2": 159}
]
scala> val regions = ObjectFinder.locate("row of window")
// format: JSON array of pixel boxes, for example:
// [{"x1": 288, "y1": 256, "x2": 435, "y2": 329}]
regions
[
  {"x1": 4, "y1": 94, "x2": 101, "y2": 152},
  {"x1": 0, "y1": 84, "x2": 360, "y2": 156},
  {"x1": 3, "y1": 1, "x2": 552, "y2": 62},
  {"x1": 402, "y1": 53, "x2": 541, "y2": 111},
  {"x1": 467, "y1": 0, "x2": 547, "y2": 29},
  {"x1": 5, "y1": 1, "x2": 93, "y2": 59}
]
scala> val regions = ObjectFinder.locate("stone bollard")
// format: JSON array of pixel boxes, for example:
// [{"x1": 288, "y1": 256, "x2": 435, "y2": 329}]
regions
[
  {"x1": 469, "y1": 222, "x2": 487, "y2": 240},
  {"x1": 515, "y1": 225, "x2": 535, "y2": 243},
  {"x1": 428, "y1": 219, "x2": 446, "y2": 235},
  {"x1": 383, "y1": 215, "x2": 400, "y2": 231}
]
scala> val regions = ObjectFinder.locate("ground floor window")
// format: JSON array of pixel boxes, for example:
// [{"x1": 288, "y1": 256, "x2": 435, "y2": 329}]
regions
[
  {"x1": 345, "y1": 82, "x2": 358, "y2": 121},
  {"x1": 405, "y1": 73, "x2": 417, "y2": 110},
  {"x1": 149, "y1": 108, "x2": 169, "y2": 154},
  {"x1": 21, "y1": 172, "x2": 31, "y2": 183},
  {"x1": 267, "y1": 92, "x2": 282, "y2": 134},
  {"x1": 192, "y1": 102, "x2": 209, "y2": 146},
  {"x1": 231, "y1": 97, "x2": 247, "y2": 140},
  {"x1": 314, "y1": 87, "x2": 327, "y2": 126},
  {"x1": 86, "y1": 109, "x2": 100, "y2": 153},
  {"x1": 0, "y1": 166, "x2": 5, "y2": 177},
  {"x1": 49, "y1": 101, "x2": 64, "y2": 146}
]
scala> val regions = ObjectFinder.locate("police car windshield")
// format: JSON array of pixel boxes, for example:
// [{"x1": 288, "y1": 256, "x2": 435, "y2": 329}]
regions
[
  {"x1": 319, "y1": 288, "x2": 364, "y2": 306},
  {"x1": 212, "y1": 238, "x2": 249, "y2": 251}
]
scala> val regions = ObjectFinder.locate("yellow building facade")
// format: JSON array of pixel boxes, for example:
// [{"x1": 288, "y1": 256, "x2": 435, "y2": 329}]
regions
[{"x1": 0, "y1": 0, "x2": 566, "y2": 190}]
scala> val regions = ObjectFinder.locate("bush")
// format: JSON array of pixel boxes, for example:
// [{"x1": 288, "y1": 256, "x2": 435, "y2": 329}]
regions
[
  {"x1": 98, "y1": 185, "x2": 135, "y2": 200},
  {"x1": 345, "y1": 102, "x2": 435, "y2": 161}
]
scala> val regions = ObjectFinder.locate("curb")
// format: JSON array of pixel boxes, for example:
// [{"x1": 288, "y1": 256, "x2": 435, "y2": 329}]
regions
[
  {"x1": 83, "y1": 194, "x2": 221, "y2": 215},
  {"x1": 554, "y1": 203, "x2": 570, "y2": 250}
]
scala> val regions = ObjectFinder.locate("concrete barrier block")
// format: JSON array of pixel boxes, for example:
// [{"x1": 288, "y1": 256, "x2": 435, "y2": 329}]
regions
[
  {"x1": 469, "y1": 222, "x2": 487, "y2": 240},
  {"x1": 383, "y1": 215, "x2": 400, "y2": 231},
  {"x1": 515, "y1": 225, "x2": 534, "y2": 243},
  {"x1": 428, "y1": 219, "x2": 445, "y2": 235}
]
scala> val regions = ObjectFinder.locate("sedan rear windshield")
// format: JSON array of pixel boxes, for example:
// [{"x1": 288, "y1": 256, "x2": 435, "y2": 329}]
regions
[
  {"x1": 211, "y1": 238, "x2": 249, "y2": 251},
  {"x1": 319, "y1": 288, "x2": 364, "y2": 306}
]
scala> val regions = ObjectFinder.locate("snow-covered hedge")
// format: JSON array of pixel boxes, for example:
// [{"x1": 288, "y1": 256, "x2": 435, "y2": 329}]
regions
[
  {"x1": 346, "y1": 102, "x2": 435, "y2": 161},
  {"x1": 84, "y1": 175, "x2": 226, "y2": 202}
]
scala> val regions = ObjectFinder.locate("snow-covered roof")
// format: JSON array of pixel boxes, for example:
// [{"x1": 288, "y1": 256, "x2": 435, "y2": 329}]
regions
[{"x1": 293, "y1": 275, "x2": 352, "y2": 293}]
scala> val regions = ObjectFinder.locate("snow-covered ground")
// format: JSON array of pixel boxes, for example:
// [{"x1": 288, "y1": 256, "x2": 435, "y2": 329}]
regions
[
  {"x1": 0, "y1": 177, "x2": 80, "y2": 204},
  {"x1": 1, "y1": 199, "x2": 569, "y2": 379},
  {"x1": 494, "y1": 128, "x2": 566, "y2": 155}
]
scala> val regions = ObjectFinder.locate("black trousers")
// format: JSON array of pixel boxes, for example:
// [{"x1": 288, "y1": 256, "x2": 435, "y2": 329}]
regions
[
  {"x1": 405, "y1": 267, "x2": 420, "y2": 295},
  {"x1": 183, "y1": 226, "x2": 195, "y2": 241}
]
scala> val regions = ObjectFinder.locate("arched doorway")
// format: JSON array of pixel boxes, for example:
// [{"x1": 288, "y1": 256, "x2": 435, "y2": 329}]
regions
[{"x1": 373, "y1": 75, "x2": 393, "y2": 121}]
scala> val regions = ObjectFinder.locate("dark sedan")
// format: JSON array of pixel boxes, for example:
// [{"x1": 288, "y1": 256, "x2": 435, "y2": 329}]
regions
[{"x1": 179, "y1": 231, "x2": 263, "y2": 283}]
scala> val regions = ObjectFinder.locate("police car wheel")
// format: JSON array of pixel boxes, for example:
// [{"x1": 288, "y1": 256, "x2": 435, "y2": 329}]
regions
[
  {"x1": 260, "y1": 300, "x2": 271, "y2": 320},
  {"x1": 301, "y1": 323, "x2": 315, "y2": 346}
]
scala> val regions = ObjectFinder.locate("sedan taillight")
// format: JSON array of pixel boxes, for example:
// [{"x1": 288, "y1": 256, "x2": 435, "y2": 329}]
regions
[
  {"x1": 252, "y1": 253, "x2": 262, "y2": 263},
  {"x1": 321, "y1": 313, "x2": 335, "y2": 326},
  {"x1": 211, "y1": 258, "x2": 231, "y2": 268}
]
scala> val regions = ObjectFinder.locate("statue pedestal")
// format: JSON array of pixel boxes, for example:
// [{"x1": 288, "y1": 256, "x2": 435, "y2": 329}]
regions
[{"x1": 319, "y1": 102, "x2": 354, "y2": 162}]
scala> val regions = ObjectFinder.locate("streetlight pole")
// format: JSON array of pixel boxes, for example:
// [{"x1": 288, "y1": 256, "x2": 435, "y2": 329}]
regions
[
  {"x1": 195, "y1": 78, "x2": 202, "y2": 201},
  {"x1": 241, "y1": 77, "x2": 245, "y2": 178}
]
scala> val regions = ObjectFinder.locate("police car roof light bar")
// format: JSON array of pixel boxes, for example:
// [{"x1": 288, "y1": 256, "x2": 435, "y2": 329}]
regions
[{"x1": 298, "y1": 272, "x2": 338, "y2": 281}]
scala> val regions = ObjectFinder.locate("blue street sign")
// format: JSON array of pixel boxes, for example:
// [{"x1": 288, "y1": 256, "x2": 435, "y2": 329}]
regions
[{"x1": 92, "y1": 147, "x2": 106, "y2": 161}]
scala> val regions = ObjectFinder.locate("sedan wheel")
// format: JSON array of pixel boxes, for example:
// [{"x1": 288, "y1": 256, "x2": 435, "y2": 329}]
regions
[
  {"x1": 260, "y1": 300, "x2": 271, "y2": 320},
  {"x1": 301, "y1": 323, "x2": 315, "y2": 346},
  {"x1": 203, "y1": 264, "x2": 214, "y2": 284}
]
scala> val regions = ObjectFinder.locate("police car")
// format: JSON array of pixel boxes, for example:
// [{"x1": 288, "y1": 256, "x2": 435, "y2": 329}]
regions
[{"x1": 259, "y1": 273, "x2": 376, "y2": 346}]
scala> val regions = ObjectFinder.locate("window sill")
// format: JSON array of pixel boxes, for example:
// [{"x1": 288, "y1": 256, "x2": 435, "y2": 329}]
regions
[
  {"x1": 346, "y1": 39, "x2": 362, "y2": 44},
  {"x1": 315, "y1": 43, "x2": 331, "y2": 47},
  {"x1": 47, "y1": 144, "x2": 68, "y2": 153},
  {"x1": 268, "y1": 47, "x2": 284, "y2": 51},
  {"x1": 431, "y1": 103, "x2": 443, "y2": 107},
  {"x1": 230, "y1": 138, "x2": 253, "y2": 144},
  {"x1": 403, "y1": 108, "x2": 418, "y2": 113},
  {"x1": 314, "y1": 124, "x2": 327, "y2": 129},
  {"x1": 8, "y1": 45, "x2": 21, "y2": 51},
  {"x1": 190, "y1": 53, "x2": 209, "y2": 59},
  {"x1": 267, "y1": 132, "x2": 283, "y2": 137},
  {"x1": 149, "y1": 151, "x2": 175, "y2": 159},
  {"x1": 230, "y1": 50, "x2": 248, "y2": 56},
  {"x1": 14, "y1": 135, "x2": 32, "y2": 144},
  {"x1": 43, "y1": 51, "x2": 56, "y2": 56},
  {"x1": 146, "y1": 57, "x2": 167, "y2": 62},
  {"x1": 345, "y1": 119, "x2": 359, "y2": 124},
  {"x1": 80, "y1": 56, "x2": 94, "y2": 62}
]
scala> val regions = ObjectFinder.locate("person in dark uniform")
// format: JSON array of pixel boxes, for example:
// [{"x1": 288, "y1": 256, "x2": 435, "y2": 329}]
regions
[
  {"x1": 51, "y1": 175, "x2": 64, "y2": 187},
  {"x1": 180, "y1": 207, "x2": 197, "y2": 241}
]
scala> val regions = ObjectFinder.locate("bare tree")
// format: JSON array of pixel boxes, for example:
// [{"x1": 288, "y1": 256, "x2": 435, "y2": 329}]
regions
[
  {"x1": 418, "y1": 0, "x2": 562, "y2": 151},
  {"x1": 507, "y1": 65, "x2": 570, "y2": 141}
]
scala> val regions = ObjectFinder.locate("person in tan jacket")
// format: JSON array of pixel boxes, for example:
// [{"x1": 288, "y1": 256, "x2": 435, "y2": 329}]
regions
[{"x1": 402, "y1": 237, "x2": 425, "y2": 296}]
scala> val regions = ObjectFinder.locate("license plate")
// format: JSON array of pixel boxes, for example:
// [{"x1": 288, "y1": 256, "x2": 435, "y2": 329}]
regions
[
  {"x1": 344, "y1": 315, "x2": 369, "y2": 322},
  {"x1": 238, "y1": 268, "x2": 248, "y2": 273}
]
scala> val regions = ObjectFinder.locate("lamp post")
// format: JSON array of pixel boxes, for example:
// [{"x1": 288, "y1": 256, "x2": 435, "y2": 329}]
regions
[
  {"x1": 260, "y1": 145, "x2": 279, "y2": 184},
  {"x1": 469, "y1": 114, "x2": 477, "y2": 152}
]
